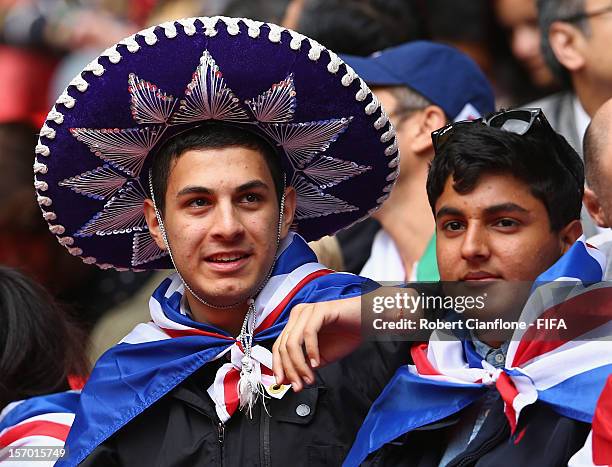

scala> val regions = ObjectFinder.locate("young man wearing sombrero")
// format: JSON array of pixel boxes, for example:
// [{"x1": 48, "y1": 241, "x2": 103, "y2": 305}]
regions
[{"x1": 34, "y1": 16, "x2": 408, "y2": 466}]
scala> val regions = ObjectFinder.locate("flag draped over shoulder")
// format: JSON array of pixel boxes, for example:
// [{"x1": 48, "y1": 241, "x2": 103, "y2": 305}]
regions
[
  {"x1": 60, "y1": 232, "x2": 371, "y2": 467},
  {"x1": 345, "y1": 238, "x2": 612, "y2": 467},
  {"x1": 0, "y1": 391, "x2": 80, "y2": 467},
  {"x1": 569, "y1": 375, "x2": 612, "y2": 466}
]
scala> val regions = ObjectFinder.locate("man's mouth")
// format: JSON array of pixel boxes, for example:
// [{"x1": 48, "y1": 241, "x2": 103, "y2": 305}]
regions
[
  {"x1": 461, "y1": 271, "x2": 502, "y2": 281},
  {"x1": 205, "y1": 252, "x2": 251, "y2": 263}
]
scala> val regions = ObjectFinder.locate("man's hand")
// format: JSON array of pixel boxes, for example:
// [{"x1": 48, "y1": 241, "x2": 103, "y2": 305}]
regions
[{"x1": 272, "y1": 296, "x2": 362, "y2": 392}]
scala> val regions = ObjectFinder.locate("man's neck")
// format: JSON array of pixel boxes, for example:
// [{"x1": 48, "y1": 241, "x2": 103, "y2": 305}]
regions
[
  {"x1": 374, "y1": 173, "x2": 435, "y2": 277},
  {"x1": 184, "y1": 291, "x2": 249, "y2": 336},
  {"x1": 573, "y1": 74, "x2": 612, "y2": 117}
]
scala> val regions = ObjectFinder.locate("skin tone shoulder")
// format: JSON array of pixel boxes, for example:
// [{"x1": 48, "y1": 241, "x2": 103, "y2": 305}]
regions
[
  {"x1": 273, "y1": 171, "x2": 581, "y2": 390},
  {"x1": 143, "y1": 146, "x2": 296, "y2": 336}
]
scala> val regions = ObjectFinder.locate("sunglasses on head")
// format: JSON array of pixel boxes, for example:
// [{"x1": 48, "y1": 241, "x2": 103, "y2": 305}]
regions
[{"x1": 431, "y1": 108, "x2": 552, "y2": 154}]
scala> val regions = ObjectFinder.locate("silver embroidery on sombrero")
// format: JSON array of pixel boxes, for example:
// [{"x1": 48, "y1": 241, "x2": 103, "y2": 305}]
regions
[
  {"x1": 70, "y1": 127, "x2": 163, "y2": 177},
  {"x1": 64, "y1": 48, "x2": 371, "y2": 266},
  {"x1": 259, "y1": 118, "x2": 351, "y2": 169},
  {"x1": 59, "y1": 165, "x2": 128, "y2": 200},
  {"x1": 245, "y1": 74, "x2": 296, "y2": 123},
  {"x1": 171, "y1": 50, "x2": 250, "y2": 124},
  {"x1": 292, "y1": 175, "x2": 358, "y2": 219},
  {"x1": 132, "y1": 231, "x2": 169, "y2": 266},
  {"x1": 76, "y1": 181, "x2": 149, "y2": 237},
  {"x1": 301, "y1": 156, "x2": 371, "y2": 189},
  {"x1": 129, "y1": 74, "x2": 177, "y2": 124}
]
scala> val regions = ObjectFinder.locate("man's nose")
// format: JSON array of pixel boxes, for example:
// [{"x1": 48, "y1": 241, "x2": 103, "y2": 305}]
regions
[
  {"x1": 460, "y1": 224, "x2": 491, "y2": 262},
  {"x1": 210, "y1": 201, "x2": 244, "y2": 240}
]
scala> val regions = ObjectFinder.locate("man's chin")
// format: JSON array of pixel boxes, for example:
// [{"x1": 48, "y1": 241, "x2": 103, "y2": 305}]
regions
[{"x1": 188, "y1": 281, "x2": 260, "y2": 308}]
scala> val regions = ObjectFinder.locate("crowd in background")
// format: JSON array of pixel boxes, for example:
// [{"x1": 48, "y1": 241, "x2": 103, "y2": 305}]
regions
[{"x1": 1, "y1": 0, "x2": 609, "y2": 432}]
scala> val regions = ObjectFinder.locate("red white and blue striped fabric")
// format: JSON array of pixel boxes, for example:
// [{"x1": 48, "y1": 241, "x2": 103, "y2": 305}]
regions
[
  {"x1": 121, "y1": 235, "x2": 334, "y2": 423},
  {"x1": 0, "y1": 391, "x2": 80, "y2": 466},
  {"x1": 59, "y1": 232, "x2": 372, "y2": 467},
  {"x1": 345, "y1": 238, "x2": 612, "y2": 467},
  {"x1": 569, "y1": 375, "x2": 612, "y2": 466}
]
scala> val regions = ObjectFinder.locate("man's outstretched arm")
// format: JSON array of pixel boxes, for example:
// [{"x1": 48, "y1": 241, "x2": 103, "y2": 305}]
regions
[
  {"x1": 272, "y1": 296, "x2": 362, "y2": 391},
  {"x1": 272, "y1": 287, "x2": 426, "y2": 391}
]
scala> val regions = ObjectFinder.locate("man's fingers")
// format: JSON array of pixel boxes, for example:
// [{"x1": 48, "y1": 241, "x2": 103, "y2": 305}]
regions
[
  {"x1": 276, "y1": 306, "x2": 304, "y2": 390},
  {"x1": 303, "y1": 316, "x2": 321, "y2": 370},
  {"x1": 272, "y1": 336, "x2": 285, "y2": 386},
  {"x1": 285, "y1": 305, "x2": 317, "y2": 386},
  {"x1": 273, "y1": 324, "x2": 294, "y2": 385}
]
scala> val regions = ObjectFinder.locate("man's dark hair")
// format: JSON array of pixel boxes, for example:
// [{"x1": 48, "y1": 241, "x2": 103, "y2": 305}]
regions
[
  {"x1": 426, "y1": 124, "x2": 584, "y2": 231},
  {"x1": 537, "y1": 0, "x2": 588, "y2": 88},
  {"x1": 0, "y1": 266, "x2": 89, "y2": 408},
  {"x1": 151, "y1": 124, "x2": 285, "y2": 213},
  {"x1": 297, "y1": 0, "x2": 425, "y2": 56}
]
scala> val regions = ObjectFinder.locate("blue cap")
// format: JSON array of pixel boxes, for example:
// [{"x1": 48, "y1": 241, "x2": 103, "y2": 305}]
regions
[{"x1": 342, "y1": 41, "x2": 495, "y2": 121}]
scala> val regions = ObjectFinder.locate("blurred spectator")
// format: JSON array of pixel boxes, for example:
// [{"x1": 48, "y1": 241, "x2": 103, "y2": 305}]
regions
[
  {"x1": 532, "y1": 0, "x2": 612, "y2": 237},
  {"x1": 582, "y1": 97, "x2": 612, "y2": 278},
  {"x1": 0, "y1": 122, "x2": 153, "y2": 330},
  {"x1": 147, "y1": 0, "x2": 231, "y2": 26},
  {"x1": 583, "y1": 97, "x2": 612, "y2": 229},
  {"x1": 223, "y1": 0, "x2": 290, "y2": 24},
  {"x1": 535, "y1": 0, "x2": 612, "y2": 153},
  {"x1": 296, "y1": 0, "x2": 425, "y2": 55},
  {"x1": 494, "y1": 0, "x2": 558, "y2": 90},
  {"x1": 425, "y1": 0, "x2": 494, "y2": 77},
  {"x1": 0, "y1": 0, "x2": 139, "y2": 118},
  {"x1": 0, "y1": 266, "x2": 88, "y2": 408},
  {"x1": 0, "y1": 266, "x2": 84, "y2": 465}
]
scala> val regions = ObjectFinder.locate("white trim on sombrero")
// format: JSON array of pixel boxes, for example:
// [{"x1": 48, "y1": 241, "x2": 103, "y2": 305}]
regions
[{"x1": 34, "y1": 16, "x2": 400, "y2": 270}]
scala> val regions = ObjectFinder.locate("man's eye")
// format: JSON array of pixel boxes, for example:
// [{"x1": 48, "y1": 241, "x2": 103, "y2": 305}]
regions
[
  {"x1": 495, "y1": 218, "x2": 519, "y2": 228},
  {"x1": 189, "y1": 199, "x2": 209, "y2": 207},
  {"x1": 443, "y1": 221, "x2": 464, "y2": 231},
  {"x1": 241, "y1": 193, "x2": 261, "y2": 203}
]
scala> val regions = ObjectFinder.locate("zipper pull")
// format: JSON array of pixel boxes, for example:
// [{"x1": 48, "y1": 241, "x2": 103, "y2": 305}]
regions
[{"x1": 218, "y1": 422, "x2": 225, "y2": 445}]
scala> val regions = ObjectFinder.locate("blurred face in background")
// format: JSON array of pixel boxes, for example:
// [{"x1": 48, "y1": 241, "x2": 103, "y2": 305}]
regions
[{"x1": 495, "y1": 0, "x2": 556, "y2": 88}]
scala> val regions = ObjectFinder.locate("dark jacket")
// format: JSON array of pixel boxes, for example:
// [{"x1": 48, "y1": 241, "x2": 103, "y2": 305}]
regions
[
  {"x1": 363, "y1": 390, "x2": 591, "y2": 467},
  {"x1": 80, "y1": 341, "x2": 409, "y2": 466}
]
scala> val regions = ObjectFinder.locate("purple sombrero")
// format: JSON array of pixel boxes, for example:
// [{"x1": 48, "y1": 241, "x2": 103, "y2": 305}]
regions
[{"x1": 34, "y1": 17, "x2": 399, "y2": 271}]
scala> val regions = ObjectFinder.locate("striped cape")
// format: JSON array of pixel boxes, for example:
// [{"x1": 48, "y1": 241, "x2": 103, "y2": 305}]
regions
[
  {"x1": 569, "y1": 375, "x2": 612, "y2": 466},
  {"x1": 0, "y1": 391, "x2": 80, "y2": 467},
  {"x1": 59, "y1": 232, "x2": 371, "y2": 466},
  {"x1": 345, "y1": 238, "x2": 612, "y2": 466}
]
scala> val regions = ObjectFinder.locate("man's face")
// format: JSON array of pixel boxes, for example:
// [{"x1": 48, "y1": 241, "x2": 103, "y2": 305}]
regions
[
  {"x1": 435, "y1": 172, "x2": 571, "y2": 283},
  {"x1": 577, "y1": 0, "x2": 612, "y2": 86},
  {"x1": 151, "y1": 146, "x2": 293, "y2": 307},
  {"x1": 495, "y1": 0, "x2": 555, "y2": 87}
]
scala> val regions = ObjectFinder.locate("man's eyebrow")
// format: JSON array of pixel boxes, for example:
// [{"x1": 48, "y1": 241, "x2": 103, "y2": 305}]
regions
[
  {"x1": 176, "y1": 186, "x2": 213, "y2": 197},
  {"x1": 435, "y1": 203, "x2": 530, "y2": 219},
  {"x1": 435, "y1": 206, "x2": 464, "y2": 218},
  {"x1": 483, "y1": 203, "x2": 529, "y2": 216},
  {"x1": 236, "y1": 180, "x2": 269, "y2": 192}
]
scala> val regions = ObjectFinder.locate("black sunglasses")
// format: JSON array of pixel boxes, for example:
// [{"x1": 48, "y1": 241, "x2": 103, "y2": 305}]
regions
[{"x1": 431, "y1": 108, "x2": 552, "y2": 154}]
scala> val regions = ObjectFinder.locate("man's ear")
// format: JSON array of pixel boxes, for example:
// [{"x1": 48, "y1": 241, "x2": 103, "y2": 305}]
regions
[
  {"x1": 548, "y1": 21, "x2": 587, "y2": 72},
  {"x1": 280, "y1": 186, "x2": 296, "y2": 238},
  {"x1": 410, "y1": 105, "x2": 447, "y2": 155},
  {"x1": 558, "y1": 219, "x2": 583, "y2": 254},
  {"x1": 143, "y1": 198, "x2": 167, "y2": 250},
  {"x1": 584, "y1": 187, "x2": 609, "y2": 227}
]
